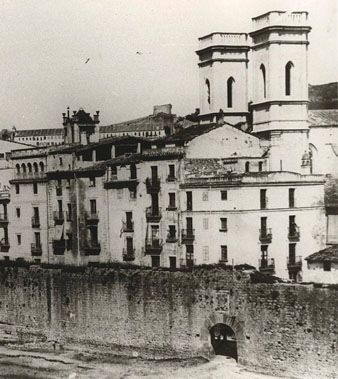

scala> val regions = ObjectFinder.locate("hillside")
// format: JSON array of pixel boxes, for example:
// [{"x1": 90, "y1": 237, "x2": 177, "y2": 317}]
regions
[{"x1": 309, "y1": 82, "x2": 338, "y2": 109}]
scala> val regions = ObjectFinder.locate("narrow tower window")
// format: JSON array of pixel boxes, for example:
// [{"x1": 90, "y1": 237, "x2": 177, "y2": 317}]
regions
[
  {"x1": 285, "y1": 62, "x2": 293, "y2": 96},
  {"x1": 260, "y1": 64, "x2": 266, "y2": 98},
  {"x1": 205, "y1": 79, "x2": 211, "y2": 106},
  {"x1": 227, "y1": 77, "x2": 234, "y2": 108}
]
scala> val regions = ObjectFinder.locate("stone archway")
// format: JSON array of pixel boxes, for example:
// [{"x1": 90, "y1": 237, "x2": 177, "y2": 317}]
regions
[
  {"x1": 210, "y1": 323, "x2": 237, "y2": 360},
  {"x1": 200, "y1": 312, "x2": 245, "y2": 363}
]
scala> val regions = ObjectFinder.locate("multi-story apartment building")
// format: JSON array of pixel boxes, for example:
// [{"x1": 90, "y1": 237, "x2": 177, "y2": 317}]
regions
[{"x1": 4, "y1": 10, "x2": 330, "y2": 281}]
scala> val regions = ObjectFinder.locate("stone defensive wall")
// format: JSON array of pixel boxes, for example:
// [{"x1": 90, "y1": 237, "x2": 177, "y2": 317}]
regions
[{"x1": 0, "y1": 264, "x2": 337, "y2": 378}]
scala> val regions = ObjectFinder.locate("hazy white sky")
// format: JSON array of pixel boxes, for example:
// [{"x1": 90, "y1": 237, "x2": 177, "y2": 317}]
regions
[{"x1": 0, "y1": 0, "x2": 337, "y2": 130}]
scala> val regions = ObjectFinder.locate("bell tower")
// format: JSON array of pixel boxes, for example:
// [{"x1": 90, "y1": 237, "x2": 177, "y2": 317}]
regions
[
  {"x1": 196, "y1": 32, "x2": 250, "y2": 125},
  {"x1": 250, "y1": 11, "x2": 311, "y2": 173}
]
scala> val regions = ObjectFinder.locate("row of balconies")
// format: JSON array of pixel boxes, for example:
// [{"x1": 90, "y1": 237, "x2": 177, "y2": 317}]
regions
[
  {"x1": 259, "y1": 226, "x2": 300, "y2": 243},
  {"x1": 145, "y1": 175, "x2": 177, "y2": 194},
  {"x1": 259, "y1": 256, "x2": 303, "y2": 273},
  {"x1": 52, "y1": 239, "x2": 101, "y2": 255},
  {"x1": 53, "y1": 211, "x2": 99, "y2": 225}
]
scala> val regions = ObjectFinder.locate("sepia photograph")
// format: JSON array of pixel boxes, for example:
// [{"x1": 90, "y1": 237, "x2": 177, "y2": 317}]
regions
[{"x1": 0, "y1": 0, "x2": 337, "y2": 378}]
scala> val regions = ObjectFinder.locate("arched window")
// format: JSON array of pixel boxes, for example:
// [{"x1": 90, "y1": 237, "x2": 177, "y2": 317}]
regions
[
  {"x1": 39, "y1": 162, "x2": 44, "y2": 172},
  {"x1": 260, "y1": 64, "x2": 266, "y2": 98},
  {"x1": 227, "y1": 77, "x2": 235, "y2": 108},
  {"x1": 245, "y1": 162, "x2": 250, "y2": 173},
  {"x1": 21, "y1": 163, "x2": 26, "y2": 173},
  {"x1": 27, "y1": 163, "x2": 32, "y2": 173},
  {"x1": 33, "y1": 162, "x2": 38, "y2": 172},
  {"x1": 285, "y1": 61, "x2": 293, "y2": 96},
  {"x1": 16, "y1": 164, "x2": 20, "y2": 174},
  {"x1": 205, "y1": 79, "x2": 211, "y2": 106}
]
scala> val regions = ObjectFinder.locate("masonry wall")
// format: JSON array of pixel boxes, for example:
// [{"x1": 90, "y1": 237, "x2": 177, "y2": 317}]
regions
[{"x1": 0, "y1": 266, "x2": 337, "y2": 379}]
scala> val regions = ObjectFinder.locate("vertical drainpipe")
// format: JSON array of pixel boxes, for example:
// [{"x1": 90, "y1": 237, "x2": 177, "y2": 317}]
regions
[
  {"x1": 46, "y1": 156, "x2": 50, "y2": 264},
  {"x1": 74, "y1": 171, "x2": 81, "y2": 267},
  {"x1": 106, "y1": 167, "x2": 111, "y2": 262}
]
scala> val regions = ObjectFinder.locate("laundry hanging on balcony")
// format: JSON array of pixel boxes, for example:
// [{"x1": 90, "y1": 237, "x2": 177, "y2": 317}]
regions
[{"x1": 54, "y1": 224, "x2": 64, "y2": 240}]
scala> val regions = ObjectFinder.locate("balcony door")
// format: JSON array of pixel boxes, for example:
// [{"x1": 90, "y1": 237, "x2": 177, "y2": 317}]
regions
[
  {"x1": 261, "y1": 217, "x2": 267, "y2": 236},
  {"x1": 126, "y1": 237, "x2": 133, "y2": 253},
  {"x1": 186, "y1": 217, "x2": 193, "y2": 234},
  {"x1": 35, "y1": 232, "x2": 41, "y2": 247},
  {"x1": 126, "y1": 212, "x2": 133, "y2": 229},
  {"x1": 151, "y1": 225, "x2": 159, "y2": 247},
  {"x1": 152, "y1": 194, "x2": 159, "y2": 215},
  {"x1": 151, "y1": 166, "x2": 158, "y2": 181}
]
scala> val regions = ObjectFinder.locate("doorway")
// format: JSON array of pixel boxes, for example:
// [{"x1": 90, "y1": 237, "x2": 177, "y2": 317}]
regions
[{"x1": 210, "y1": 323, "x2": 237, "y2": 361}]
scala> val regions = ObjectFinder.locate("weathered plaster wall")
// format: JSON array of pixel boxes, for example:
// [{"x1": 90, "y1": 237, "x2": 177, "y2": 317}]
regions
[{"x1": 0, "y1": 266, "x2": 337, "y2": 379}]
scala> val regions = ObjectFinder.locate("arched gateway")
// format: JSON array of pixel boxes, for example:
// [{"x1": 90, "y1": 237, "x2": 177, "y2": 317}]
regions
[{"x1": 200, "y1": 312, "x2": 244, "y2": 363}]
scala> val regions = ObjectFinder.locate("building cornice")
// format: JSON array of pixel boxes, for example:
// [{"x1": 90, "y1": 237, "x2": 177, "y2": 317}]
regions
[
  {"x1": 196, "y1": 45, "x2": 250, "y2": 55},
  {"x1": 198, "y1": 58, "x2": 249, "y2": 67},
  {"x1": 251, "y1": 100, "x2": 308, "y2": 108},
  {"x1": 251, "y1": 40, "x2": 310, "y2": 50},
  {"x1": 249, "y1": 25, "x2": 311, "y2": 38}
]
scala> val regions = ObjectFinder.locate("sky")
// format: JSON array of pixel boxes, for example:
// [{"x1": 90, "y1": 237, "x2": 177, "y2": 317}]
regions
[{"x1": 0, "y1": 0, "x2": 337, "y2": 130}]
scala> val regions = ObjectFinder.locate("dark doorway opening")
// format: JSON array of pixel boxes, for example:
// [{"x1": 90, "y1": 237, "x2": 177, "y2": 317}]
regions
[{"x1": 210, "y1": 323, "x2": 237, "y2": 361}]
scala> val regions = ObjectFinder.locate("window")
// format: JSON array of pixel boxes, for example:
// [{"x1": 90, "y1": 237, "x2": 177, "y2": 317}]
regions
[
  {"x1": 203, "y1": 218, "x2": 209, "y2": 230},
  {"x1": 258, "y1": 162, "x2": 263, "y2": 172},
  {"x1": 126, "y1": 237, "x2": 133, "y2": 253},
  {"x1": 168, "y1": 225, "x2": 176, "y2": 239},
  {"x1": 261, "y1": 217, "x2": 267, "y2": 236},
  {"x1": 15, "y1": 184, "x2": 20, "y2": 194},
  {"x1": 221, "y1": 245, "x2": 228, "y2": 262},
  {"x1": 90, "y1": 199, "x2": 97, "y2": 215},
  {"x1": 285, "y1": 61, "x2": 293, "y2": 96},
  {"x1": 289, "y1": 188, "x2": 295, "y2": 208},
  {"x1": 151, "y1": 256, "x2": 160, "y2": 268},
  {"x1": 126, "y1": 212, "x2": 133, "y2": 230},
  {"x1": 130, "y1": 164, "x2": 137, "y2": 179},
  {"x1": 260, "y1": 64, "x2": 266, "y2": 98},
  {"x1": 17, "y1": 234, "x2": 21, "y2": 245},
  {"x1": 89, "y1": 177, "x2": 96, "y2": 187},
  {"x1": 33, "y1": 182, "x2": 38, "y2": 194},
  {"x1": 289, "y1": 243, "x2": 296, "y2": 264},
  {"x1": 67, "y1": 203, "x2": 72, "y2": 221},
  {"x1": 168, "y1": 164, "x2": 175, "y2": 179},
  {"x1": 324, "y1": 261, "x2": 331, "y2": 272},
  {"x1": 261, "y1": 245, "x2": 268, "y2": 261},
  {"x1": 227, "y1": 77, "x2": 234, "y2": 108},
  {"x1": 187, "y1": 191, "x2": 193, "y2": 211},
  {"x1": 221, "y1": 191, "x2": 227, "y2": 200},
  {"x1": 220, "y1": 218, "x2": 227, "y2": 231},
  {"x1": 260, "y1": 189, "x2": 267, "y2": 209},
  {"x1": 66, "y1": 179, "x2": 71, "y2": 188},
  {"x1": 203, "y1": 246, "x2": 209, "y2": 262},
  {"x1": 59, "y1": 157, "x2": 63, "y2": 166},
  {"x1": 16, "y1": 208, "x2": 20, "y2": 218},
  {"x1": 205, "y1": 79, "x2": 211, "y2": 105},
  {"x1": 35, "y1": 232, "x2": 41, "y2": 247},
  {"x1": 168, "y1": 193, "x2": 176, "y2": 209},
  {"x1": 245, "y1": 162, "x2": 250, "y2": 172}
]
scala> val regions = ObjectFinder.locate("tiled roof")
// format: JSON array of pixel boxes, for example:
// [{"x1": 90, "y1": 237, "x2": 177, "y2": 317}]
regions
[
  {"x1": 306, "y1": 246, "x2": 338, "y2": 263},
  {"x1": 15, "y1": 128, "x2": 64, "y2": 137},
  {"x1": 100, "y1": 113, "x2": 173, "y2": 134},
  {"x1": 308, "y1": 110, "x2": 338, "y2": 126}
]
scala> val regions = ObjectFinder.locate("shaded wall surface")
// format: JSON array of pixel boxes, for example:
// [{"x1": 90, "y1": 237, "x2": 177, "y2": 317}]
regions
[{"x1": 0, "y1": 266, "x2": 337, "y2": 379}]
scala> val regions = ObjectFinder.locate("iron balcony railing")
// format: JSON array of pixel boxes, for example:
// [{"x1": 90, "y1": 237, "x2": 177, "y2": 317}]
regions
[
  {"x1": 31, "y1": 243, "x2": 42, "y2": 256},
  {"x1": 144, "y1": 238, "x2": 163, "y2": 255},
  {"x1": 84, "y1": 240, "x2": 101, "y2": 255},
  {"x1": 53, "y1": 211, "x2": 64, "y2": 224},
  {"x1": 0, "y1": 240, "x2": 10, "y2": 252},
  {"x1": 288, "y1": 226, "x2": 300, "y2": 241},
  {"x1": 146, "y1": 207, "x2": 162, "y2": 222},
  {"x1": 52, "y1": 239, "x2": 66, "y2": 253},
  {"x1": 0, "y1": 213, "x2": 8, "y2": 223},
  {"x1": 122, "y1": 221, "x2": 134, "y2": 232},
  {"x1": 181, "y1": 229, "x2": 195, "y2": 243},
  {"x1": 166, "y1": 175, "x2": 176, "y2": 182},
  {"x1": 85, "y1": 212, "x2": 99, "y2": 224},
  {"x1": 259, "y1": 228, "x2": 272, "y2": 243},
  {"x1": 166, "y1": 231, "x2": 177, "y2": 243},
  {"x1": 145, "y1": 177, "x2": 161, "y2": 193},
  {"x1": 123, "y1": 248, "x2": 135, "y2": 261},
  {"x1": 287, "y1": 256, "x2": 302, "y2": 269},
  {"x1": 31, "y1": 216, "x2": 40, "y2": 228},
  {"x1": 259, "y1": 258, "x2": 275, "y2": 271}
]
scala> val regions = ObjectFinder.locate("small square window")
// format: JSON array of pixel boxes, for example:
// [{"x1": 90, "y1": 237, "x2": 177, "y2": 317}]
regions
[
  {"x1": 221, "y1": 191, "x2": 227, "y2": 200},
  {"x1": 323, "y1": 261, "x2": 331, "y2": 272},
  {"x1": 202, "y1": 191, "x2": 208, "y2": 201}
]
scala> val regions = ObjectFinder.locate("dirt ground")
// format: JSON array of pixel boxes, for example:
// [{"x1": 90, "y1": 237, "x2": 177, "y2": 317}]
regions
[{"x1": 0, "y1": 346, "x2": 291, "y2": 379}]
